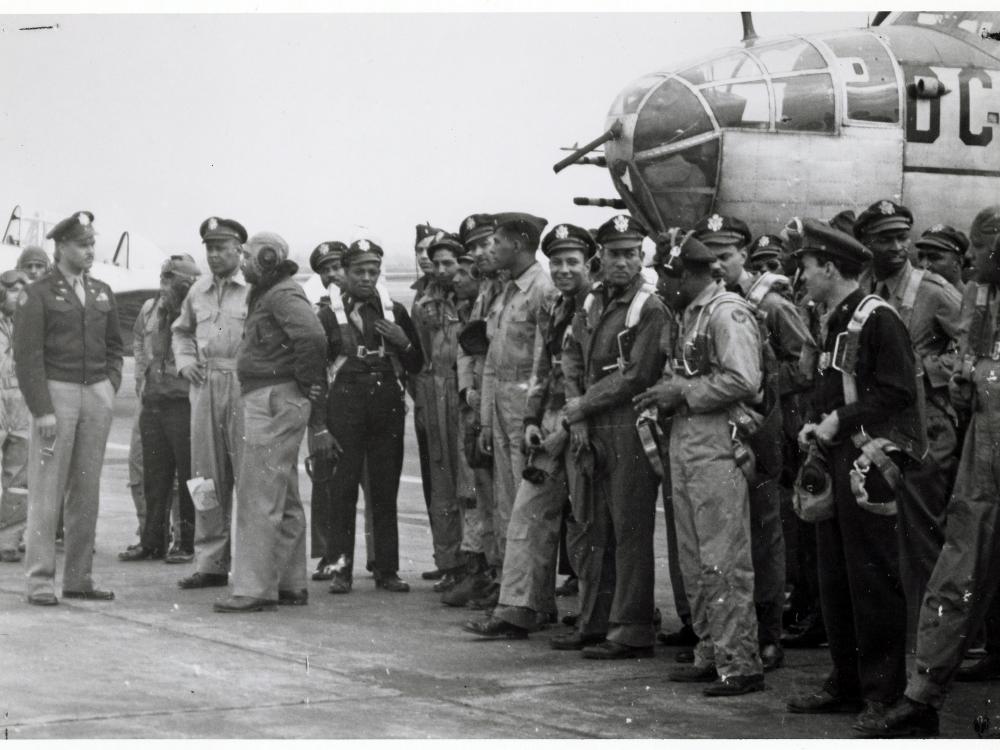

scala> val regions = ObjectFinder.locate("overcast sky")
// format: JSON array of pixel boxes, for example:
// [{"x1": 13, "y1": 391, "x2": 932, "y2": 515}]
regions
[{"x1": 0, "y1": 10, "x2": 871, "y2": 269}]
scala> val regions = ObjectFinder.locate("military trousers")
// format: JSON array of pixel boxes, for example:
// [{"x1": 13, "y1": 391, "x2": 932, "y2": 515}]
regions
[
  {"x1": 323, "y1": 371, "x2": 404, "y2": 577},
  {"x1": 139, "y1": 399, "x2": 194, "y2": 554},
  {"x1": 25, "y1": 379, "x2": 114, "y2": 597},
  {"x1": 231, "y1": 382, "x2": 309, "y2": 601},
  {"x1": 488, "y1": 380, "x2": 531, "y2": 568},
  {"x1": 660, "y1": 453, "x2": 691, "y2": 625},
  {"x1": 189, "y1": 362, "x2": 243, "y2": 576},
  {"x1": 817, "y1": 440, "x2": 907, "y2": 705},
  {"x1": 127, "y1": 415, "x2": 145, "y2": 538},
  {"x1": 411, "y1": 372, "x2": 434, "y2": 512},
  {"x1": 0, "y1": 386, "x2": 29, "y2": 553},
  {"x1": 413, "y1": 372, "x2": 463, "y2": 572},
  {"x1": 749, "y1": 476, "x2": 786, "y2": 647},
  {"x1": 495, "y1": 409, "x2": 568, "y2": 630},
  {"x1": 574, "y1": 405, "x2": 658, "y2": 648},
  {"x1": 457, "y1": 405, "x2": 497, "y2": 564},
  {"x1": 907, "y1": 368, "x2": 1000, "y2": 709},
  {"x1": 670, "y1": 410, "x2": 762, "y2": 679}
]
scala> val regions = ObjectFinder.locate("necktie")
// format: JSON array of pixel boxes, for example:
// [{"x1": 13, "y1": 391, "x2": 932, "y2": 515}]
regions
[{"x1": 74, "y1": 278, "x2": 87, "y2": 306}]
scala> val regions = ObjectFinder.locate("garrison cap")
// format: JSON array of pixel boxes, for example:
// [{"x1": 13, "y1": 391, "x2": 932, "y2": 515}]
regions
[
  {"x1": 200, "y1": 216, "x2": 248, "y2": 244},
  {"x1": 246, "y1": 231, "x2": 289, "y2": 263},
  {"x1": 542, "y1": 223, "x2": 597, "y2": 259},
  {"x1": 829, "y1": 209, "x2": 857, "y2": 236},
  {"x1": 915, "y1": 225, "x2": 969, "y2": 256},
  {"x1": 160, "y1": 254, "x2": 202, "y2": 280},
  {"x1": 427, "y1": 231, "x2": 467, "y2": 259},
  {"x1": 459, "y1": 214, "x2": 496, "y2": 248},
  {"x1": 493, "y1": 212, "x2": 548, "y2": 249},
  {"x1": 694, "y1": 213, "x2": 751, "y2": 247},
  {"x1": 0, "y1": 269, "x2": 28, "y2": 287},
  {"x1": 310, "y1": 241, "x2": 348, "y2": 273},
  {"x1": 47, "y1": 211, "x2": 96, "y2": 243},
  {"x1": 853, "y1": 200, "x2": 913, "y2": 239},
  {"x1": 653, "y1": 228, "x2": 716, "y2": 276},
  {"x1": 748, "y1": 234, "x2": 784, "y2": 262},
  {"x1": 796, "y1": 218, "x2": 871, "y2": 272},
  {"x1": 345, "y1": 238, "x2": 384, "y2": 266},
  {"x1": 16, "y1": 245, "x2": 49, "y2": 269},
  {"x1": 969, "y1": 206, "x2": 1000, "y2": 246},
  {"x1": 595, "y1": 214, "x2": 645, "y2": 250}
]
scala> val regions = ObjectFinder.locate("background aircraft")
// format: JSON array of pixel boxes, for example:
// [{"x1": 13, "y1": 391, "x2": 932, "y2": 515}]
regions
[{"x1": 559, "y1": 11, "x2": 1000, "y2": 239}]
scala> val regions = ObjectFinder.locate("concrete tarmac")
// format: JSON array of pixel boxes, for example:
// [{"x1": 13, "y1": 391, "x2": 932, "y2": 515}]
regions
[{"x1": 0, "y1": 362, "x2": 996, "y2": 739}]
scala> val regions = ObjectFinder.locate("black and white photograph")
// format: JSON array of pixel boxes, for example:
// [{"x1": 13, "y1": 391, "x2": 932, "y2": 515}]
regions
[{"x1": 1, "y1": 2, "x2": 999, "y2": 739}]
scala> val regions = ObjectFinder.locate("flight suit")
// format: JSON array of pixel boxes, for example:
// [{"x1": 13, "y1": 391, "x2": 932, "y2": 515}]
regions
[
  {"x1": 127, "y1": 298, "x2": 155, "y2": 539},
  {"x1": 810, "y1": 288, "x2": 919, "y2": 706},
  {"x1": 411, "y1": 283, "x2": 467, "y2": 574},
  {"x1": 494, "y1": 290, "x2": 583, "y2": 630},
  {"x1": 873, "y1": 261, "x2": 963, "y2": 641},
  {"x1": 172, "y1": 271, "x2": 249, "y2": 577},
  {"x1": 14, "y1": 268, "x2": 124, "y2": 597},
  {"x1": 906, "y1": 281, "x2": 1000, "y2": 709},
  {"x1": 668, "y1": 281, "x2": 763, "y2": 679},
  {"x1": 0, "y1": 315, "x2": 28, "y2": 557},
  {"x1": 409, "y1": 273, "x2": 435, "y2": 514},
  {"x1": 562, "y1": 275, "x2": 667, "y2": 647},
  {"x1": 480, "y1": 262, "x2": 557, "y2": 566}
]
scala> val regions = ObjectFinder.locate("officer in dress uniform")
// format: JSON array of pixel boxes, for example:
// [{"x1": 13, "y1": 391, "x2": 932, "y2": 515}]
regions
[
  {"x1": 857, "y1": 208, "x2": 1000, "y2": 737},
  {"x1": 14, "y1": 211, "x2": 124, "y2": 605},
  {"x1": 321, "y1": 239, "x2": 423, "y2": 594},
  {"x1": 637, "y1": 230, "x2": 765, "y2": 696},
  {"x1": 915, "y1": 224, "x2": 969, "y2": 295},
  {"x1": 560, "y1": 214, "x2": 667, "y2": 660},
  {"x1": 463, "y1": 222, "x2": 594, "y2": 640},
  {"x1": 854, "y1": 200, "x2": 964, "y2": 644},
  {"x1": 787, "y1": 219, "x2": 918, "y2": 728}
]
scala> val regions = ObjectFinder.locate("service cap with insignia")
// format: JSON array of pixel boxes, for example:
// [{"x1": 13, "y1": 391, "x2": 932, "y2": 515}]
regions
[
  {"x1": 459, "y1": 214, "x2": 496, "y2": 248},
  {"x1": 427, "y1": 231, "x2": 467, "y2": 259},
  {"x1": 969, "y1": 205, "x2": 1000, "y2": 246},
  {"x1": 595, "y1": 214, "x2": 645, "y2": 250},
  {"x1": 200, "y1": 216, "x2": 248, "y2": 244},
  {"x1": 493, "y1": 212, "x2": 548, "y2": 249},
  {"x1": 346, "y1": 238, "x2": 384, "y2": 266},
  {"x1": 748, "y1": 234, "x2": 784, "y2": 262},
  {"x1": 310, "y1": 241, "x2": 348, "y2": 273},
  {"x1": 16, "y1": 245, "x2": 50, "y2": 270},
  {"x1": 829, "y1": 209, "x2": 857, "y2": 236},
  {"x1": 853, "y1": 200, "x2": 913, "y2": 239},
  {"x1": 46, "y1": 211, "x2": 96, "y2": 243},
  {"x1": 542, "y1": 223, "x2": 597, "y2": 259},
  {"x1": 653, "y1": 228, "x2": 716, "y2": 277},
  {"x1": 415, "y1": 222, "x2": 445, "y2": 251},
  {"x1": 693, "y1": 213, "x2": 752, "y2": 247},
  {"x1": 795, "y1": 217, "x2": 871, "y2": 273},
  {"x1": 915, "y1": 224, "x2": 969, "y2": 256}
]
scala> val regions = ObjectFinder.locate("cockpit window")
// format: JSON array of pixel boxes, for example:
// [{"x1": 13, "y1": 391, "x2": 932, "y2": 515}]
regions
[
  {"x1": 608, "y1": 75, "x2": 666, "y2": 116},
  {"x1": 678, "y1": 52, "x2": 762, "y2": 86},
  {"x1": 754, "y1": 39, "x2": 827, "y2": 74},
  {"x1": 823, "y1": 35, "x2": 899, "y2": 123},
  {"x1": 633, "y1": 78, "x2": 714, "y2": 153},
  {"x1": 701, "y1": 81, "x2": 769, "y2": 130},
  {"x1": 773, "y1": 74, "x2": 836, "y2": 133}
]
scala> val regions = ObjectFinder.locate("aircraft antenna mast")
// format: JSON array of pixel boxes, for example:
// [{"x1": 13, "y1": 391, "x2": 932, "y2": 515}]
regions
[{"x1": 740, "y1": 12, "x2": 758, "y2": 44}]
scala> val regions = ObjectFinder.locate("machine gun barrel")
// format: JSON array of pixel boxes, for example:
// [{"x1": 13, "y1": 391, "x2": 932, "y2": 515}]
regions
[
  {"x1": 573, "y1": 197, "x2": 627, "y2": 209},
  {"x1": 553, "y1": 121, "x2": 622, "y2": 174}
]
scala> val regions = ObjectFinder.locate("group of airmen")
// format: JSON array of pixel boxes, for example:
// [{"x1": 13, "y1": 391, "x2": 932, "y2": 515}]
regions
[{"x1": 1, "y1": 199, "x2": 1000, "y2": 738}]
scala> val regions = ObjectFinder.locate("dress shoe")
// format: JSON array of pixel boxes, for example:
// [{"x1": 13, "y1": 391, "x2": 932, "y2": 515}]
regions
[
  {"x1": 675, "y1": 648, "x2": 695, "y2": 663},
  {"x1": 312, "y1": 560, "x2": 335, "y2": 581},
  {"x1": 781, "y1": 612, "x2": 827, "y2": 648},
  {"x1": 178, "y1": 572, "x2": 228, "y2": 589},
  {"x1": 467, "y1": 581, "x2": 500, "y2": 610},
  {"x1": 432, "y1": 569, "x2": 464, "y2": 594},
  {"x1": 561, "y1": 612, "x2": 579, "y2": 627},
  {"x1": 328, "y1": 572, "x2": 352, "y2": 594},
  {"x1": 855, "y1": 697, "x2": 939, "y2": 738},
  {"x1": 213, "y1": 595, "x2": 277, "y2": 613},
  {"x1": 27, "y1": 592, "x2": 59, "y2": 606},
  {"x1": 957, "y1": 653, "x2": 1000, "y2": 681},
  {"x1": 422, "y1": 568, "x2": 445, "y2": 581},
  {"x1": 441, "y1": 570, "x2": 493, "y2": 607},
  {"x1": 851, "y1": 700, "x2": 889, "y2": 732},
  {"x1": 164, "y1": 546, "x2": 194, "y2": 564},
  {"x1": 462, "y1": 616, "x2": 528, "y2": 640},
  {"x1": 582, "y1": 640, "x2": 654, "y2": 660},
  {"x1": 761, "y1": 643, "x2": 785, "y2": 672},
  {"x1": 118, "y1": 545, "x2": 162, "y2": 562},
  {"x1": 703, "y1": 673, "x2": 765, "y2": 697},
  {"x1": 278, "y1": 589, "x2": 308, "y2": 606},
  {"x1": 63, "y1": 589, "x2": 115, "y2": 600},
  {"x1": 374, "y1": 572, "x2": 410, "y2": 593},
  {"x1": 657, "y1": 622, "x2": 698, "y2": 647},
  {"x1": 550, "y1": 632, "x2": 605, "y2": 651},
  {"x1": 786, "y1": 689, "x2": 863, "y2": 714},
  {"x1": 667, "y1": 664, "x2": 719, "y2": 683},
  {"x1": 554, "y1": 575, "x2": 579, "y2": 597},
  {"x1": 1, "y1": 549, "x2": 23, "y2": 563}
]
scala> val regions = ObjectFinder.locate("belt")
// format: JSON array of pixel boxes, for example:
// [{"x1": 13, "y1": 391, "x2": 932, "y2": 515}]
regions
[
  {"x1": 205, "y1": 357, "x2": 238, "y2": 371},
  {"x1": 335, "y1": 371, "x2": 398, "y2": 384}
]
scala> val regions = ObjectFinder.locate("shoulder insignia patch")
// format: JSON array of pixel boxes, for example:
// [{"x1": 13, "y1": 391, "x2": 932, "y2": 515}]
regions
[{"x1": 730, "y1": 308, "x2": 751, "y2": 325}]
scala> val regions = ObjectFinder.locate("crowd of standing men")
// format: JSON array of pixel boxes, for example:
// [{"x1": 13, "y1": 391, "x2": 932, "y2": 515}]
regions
[{"x1": 1, "y1": 201, "x2": 1000, "y2": 737}]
